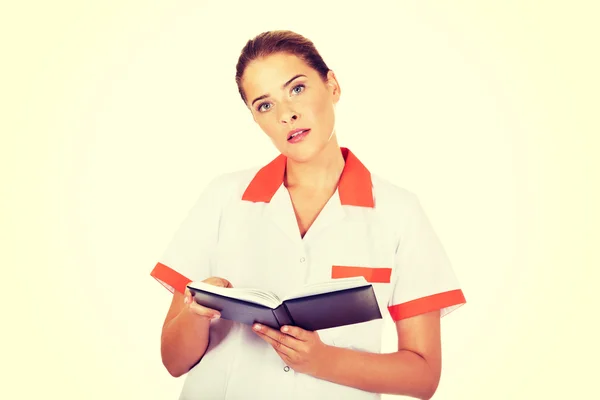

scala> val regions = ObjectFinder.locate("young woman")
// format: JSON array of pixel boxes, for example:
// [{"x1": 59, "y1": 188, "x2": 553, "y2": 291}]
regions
[{"x1": 151, "y1": 30, "x2": 466, "y2": 400}]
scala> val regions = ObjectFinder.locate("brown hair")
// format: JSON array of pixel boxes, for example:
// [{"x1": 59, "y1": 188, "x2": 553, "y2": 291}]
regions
[{"x1": 235, "y1": 30, "x2": 331, "y2": 104}]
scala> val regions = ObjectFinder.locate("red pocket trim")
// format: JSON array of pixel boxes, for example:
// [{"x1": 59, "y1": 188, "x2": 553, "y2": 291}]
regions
[{"x1": 331, "y1": 265, "x2": 392, "y2": 283}]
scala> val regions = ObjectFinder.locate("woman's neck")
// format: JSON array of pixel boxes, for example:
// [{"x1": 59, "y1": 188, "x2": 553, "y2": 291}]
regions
[{"x1": 284, "y1": 140, "x2": 345, "y2": 191}]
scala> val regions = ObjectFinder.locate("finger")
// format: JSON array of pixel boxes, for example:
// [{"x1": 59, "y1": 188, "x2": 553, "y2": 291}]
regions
[
  {"x1": 274, "y1": 348, "x2": 294, "y2": 365},
  {"x1": 253, "y1": 323, "x2": 299, "y2": 349},
  {"x1": 183, "y1": 291, "x2": 196, "y2": 310},
  {"x1": 190, "y1": 301, "x2": 220, "y2": 314},
  {"x1": 254, "y1": 330, "x2": 295, "y2": 359},
  {"x1": 186, "y1": 297, "x2": 221, "y2": 319},
  {"x1": 280, "y1": 325, "x2": 310, "y2": 342}
]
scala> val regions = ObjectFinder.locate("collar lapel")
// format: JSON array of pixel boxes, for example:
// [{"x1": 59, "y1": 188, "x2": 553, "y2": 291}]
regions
[
  {"x1": 301, "y1": 188, "x2": 347, "y2": 242},
  {"x1": 338, "y1": 147, "x2": 374, "y2": 207},
  {"x1": 241, "y1": 147, "x2": 375, "y2": 241},
  {"x1": 242, "y1": 147, "x2": 374, "y2": 208},
  {"x1": 263, "y1": 184, "x2": 304, "y2": 245}
]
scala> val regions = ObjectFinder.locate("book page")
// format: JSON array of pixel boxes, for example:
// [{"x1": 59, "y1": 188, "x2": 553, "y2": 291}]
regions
[
  {"x1": 282, "y1": 277, "x2": 370, "y2": 301},
  {"x1": 186, "y1": 281, "x2": 282, "y2": 309}
]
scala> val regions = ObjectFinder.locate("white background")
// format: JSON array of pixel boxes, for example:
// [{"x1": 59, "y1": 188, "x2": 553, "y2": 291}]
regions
[{"x1": 2, "y1": 1, "x2": 598, "y2": 399}]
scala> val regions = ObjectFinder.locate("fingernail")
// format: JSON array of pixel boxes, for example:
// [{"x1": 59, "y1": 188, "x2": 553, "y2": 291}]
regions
[
  {"x1": 253, "y1": 324, "x2": 261, "y2": 331},
  {"x1": 184, "y1": 296, "x2": 190, "y2": 304},
  {"x1": 211, "y1": 314, "x2": 220, "y2": 320},
  {"x1": 282, "y1": 326, "x2": 289, "y2": 332}
]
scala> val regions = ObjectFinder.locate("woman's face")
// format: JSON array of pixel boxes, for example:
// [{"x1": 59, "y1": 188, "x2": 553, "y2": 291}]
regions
[{"x1": 241, "y1": 52, "x2": 341, "y2": 163}]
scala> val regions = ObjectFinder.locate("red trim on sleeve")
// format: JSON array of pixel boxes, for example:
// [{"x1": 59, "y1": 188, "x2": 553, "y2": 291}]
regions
[
  {"x1": 331, "y1": 266, "x2": 392, "y2": 283},
  {"x1": 388, "y1": 289, "x2": 466, "y2": 321},
  {"x1": 150, "y1": 262, "x2": 192, "y2": 294}
]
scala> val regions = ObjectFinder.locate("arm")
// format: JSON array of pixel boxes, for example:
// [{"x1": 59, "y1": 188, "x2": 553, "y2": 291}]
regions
[
  {"x1": 151, "y1": 175, "x2": 231, "y2": 376},
  {"x1": 160, "y1": 278, "x2": 230, "y2": 377},
  {"x1": 253, "y1": 309, "x2": 441, "y2": 399},
  {"x1": 314, "y1": 310, "x2": 441, "y2": 399},
  {"x1": 160, "y1": 290, "x2": 211, "y2": 377}
]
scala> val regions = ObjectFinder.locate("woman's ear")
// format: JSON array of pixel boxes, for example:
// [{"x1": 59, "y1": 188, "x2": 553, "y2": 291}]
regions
[{"x1": 326, "y1": 70, "x2": 341, "y2": 102}]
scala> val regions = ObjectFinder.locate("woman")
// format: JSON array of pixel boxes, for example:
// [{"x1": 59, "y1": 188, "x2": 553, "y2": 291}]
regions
[{"x1": 151, "y1": 30, "x2": 466, "y2": 400}]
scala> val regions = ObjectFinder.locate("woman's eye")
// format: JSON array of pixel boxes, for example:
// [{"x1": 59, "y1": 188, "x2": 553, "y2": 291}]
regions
[
  {"x1": 258, "y1": 103, "x2": 271, "y2": 112},
  {"x1": 292, "y1": 84, "x2": 305, "y2": 94}
]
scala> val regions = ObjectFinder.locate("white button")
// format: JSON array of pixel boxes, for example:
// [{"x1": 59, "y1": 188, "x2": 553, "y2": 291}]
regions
[
  {"x1": 283, "y1": 366, "x2": 290, "y2": 372},
  {"x1": 300, "y1": 257, "x2": 306, "y2": 263}
]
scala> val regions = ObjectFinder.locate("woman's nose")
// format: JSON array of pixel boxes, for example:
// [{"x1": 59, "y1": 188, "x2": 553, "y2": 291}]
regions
[{"x1": 279, "y1": 105, "x2": 299, "y2": 124}]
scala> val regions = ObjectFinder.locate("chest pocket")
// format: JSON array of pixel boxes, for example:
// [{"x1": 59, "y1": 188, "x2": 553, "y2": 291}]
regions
[
  {"x1": 331, "y1": 265, "x2": 392, "y2": 283},
  {"x1": 318, "y1": 319, "x2": 385, "y2": 353},
  {"x1": 317, "y1": 265, "x2": 392, "y2": 352}
]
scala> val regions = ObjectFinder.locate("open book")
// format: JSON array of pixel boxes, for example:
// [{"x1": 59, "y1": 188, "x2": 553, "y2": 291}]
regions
[{"x1": 187, "y1": 277, "x2": 382, "y2": 331}]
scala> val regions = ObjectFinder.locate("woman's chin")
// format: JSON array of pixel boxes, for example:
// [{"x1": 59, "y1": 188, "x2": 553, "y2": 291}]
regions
[{"x1": 283, "y1": 141, "x2": 334, "y2": 164}]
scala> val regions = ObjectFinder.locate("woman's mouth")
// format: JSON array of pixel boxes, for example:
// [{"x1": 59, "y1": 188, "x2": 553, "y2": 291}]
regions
[{"x1": 287, "y1": 129, "x2": 311, "y2": 143}]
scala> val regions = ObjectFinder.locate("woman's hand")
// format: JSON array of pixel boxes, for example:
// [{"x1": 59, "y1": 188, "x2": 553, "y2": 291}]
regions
[
  {"x1": 252, "y1": 323, "x2": 330, "y2": 377},
  {"x1": 183, "y1": 277, "x2": 233, "y2": 320}
]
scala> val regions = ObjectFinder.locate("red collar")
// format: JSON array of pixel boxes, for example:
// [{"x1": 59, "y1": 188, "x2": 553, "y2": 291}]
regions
[{"x1": 241, "y1": 147, "x2": 374, "y2": 207}]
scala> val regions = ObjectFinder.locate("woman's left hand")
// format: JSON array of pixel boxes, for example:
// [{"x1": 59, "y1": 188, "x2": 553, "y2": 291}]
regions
[{"x1": 252, "y1": 323, "x2": 330, "y2": 376}]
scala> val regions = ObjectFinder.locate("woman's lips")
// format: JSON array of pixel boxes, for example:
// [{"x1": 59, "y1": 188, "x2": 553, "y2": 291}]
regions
[{"x1": 287, "y1": 129, "x2": 311, "y2": 143}]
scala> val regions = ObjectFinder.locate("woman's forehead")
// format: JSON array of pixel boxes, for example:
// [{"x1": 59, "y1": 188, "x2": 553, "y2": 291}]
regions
[{"x1": 242, "y1": 53, "x2": 314, "y2": 94}]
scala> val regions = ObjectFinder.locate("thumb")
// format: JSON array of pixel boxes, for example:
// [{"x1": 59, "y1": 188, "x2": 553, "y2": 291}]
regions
[
  {"x1": 217, "y1": 278, "x2": 232, "y2": 288},
  {"x1": 203, "y1": 276, "x2": 233, "y2": 288}
]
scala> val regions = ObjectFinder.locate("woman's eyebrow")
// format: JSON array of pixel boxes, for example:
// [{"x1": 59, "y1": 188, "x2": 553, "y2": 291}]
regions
[{"x1": 251, "y1": 74, "x2": 307, "y2": 107}]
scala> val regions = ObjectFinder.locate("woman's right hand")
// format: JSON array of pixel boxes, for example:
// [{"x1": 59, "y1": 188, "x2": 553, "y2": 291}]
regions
[{"x1": 183, "y1": 277, "x2": 233, "y2": 320}]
